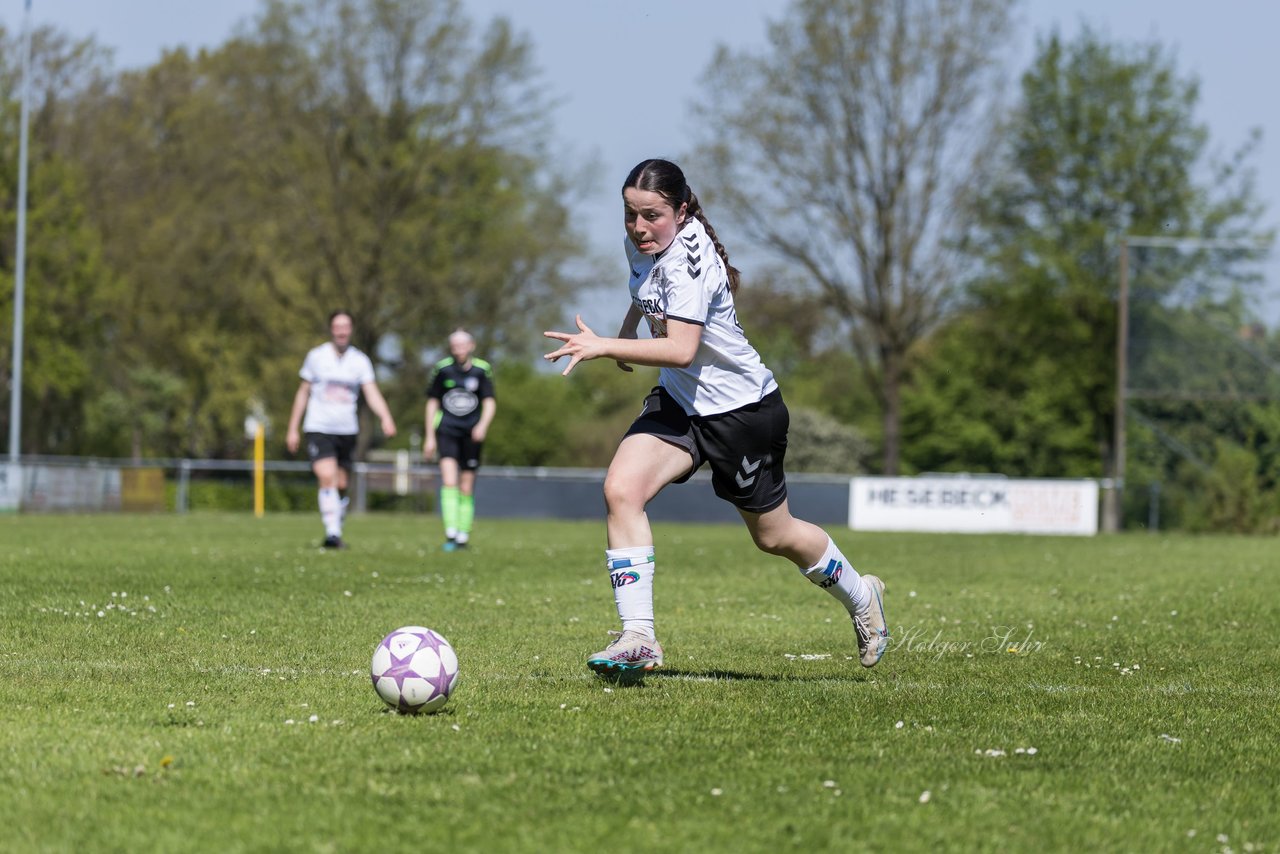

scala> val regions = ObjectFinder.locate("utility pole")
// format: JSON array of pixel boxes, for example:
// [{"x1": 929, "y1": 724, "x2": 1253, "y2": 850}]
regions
[
  {"x1": 8, "y1": 0, "x2": 32, "y2": 463},
  {"x1": 1105, "y1": 237, "x2": 1129, "y2": 533}
]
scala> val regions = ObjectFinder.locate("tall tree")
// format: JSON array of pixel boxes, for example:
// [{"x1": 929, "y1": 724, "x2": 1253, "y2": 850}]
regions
[
  {"x1": 901, "y1": 28, "x2": 1270, "y2": 527},
  {"x1": 53, "y1": 45, "x2": 311, "y2": 457},
  {"x1": 693, "y1": 0, "x2": 1015, "y2": 474},
  {"x1": 0, "y1": 26, "x2": 117, "y2": 456},
  {"x1": 45, "y1": 0, "x2": 587, "y2": 458},
  {"x1": 233, "y1": 0, "x2": 584, "y2": 358}
]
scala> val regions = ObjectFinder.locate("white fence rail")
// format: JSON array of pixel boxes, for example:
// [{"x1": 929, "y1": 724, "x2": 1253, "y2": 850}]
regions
[{"x1": 2, "y1": 454, "x2": 439, "y2": 514}]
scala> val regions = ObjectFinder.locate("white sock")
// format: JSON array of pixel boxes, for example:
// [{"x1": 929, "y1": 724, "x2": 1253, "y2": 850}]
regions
[
  {"x1": 455, "y1": 531, "x2": 469, "y2": 544},
  {"x1": 319, "y1": 488, "x2": 342, "y2": 537},
  {"x1": 607, "y1": 546, "x2": 655, "y2": 639},
  {"x1": 801, "y1": 536, "x2": 869, "y2": 617}
]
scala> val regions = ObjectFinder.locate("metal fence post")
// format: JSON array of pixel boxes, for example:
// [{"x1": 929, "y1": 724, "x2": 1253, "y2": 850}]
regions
[
  {"x1": 177, "y1": 459, "x2": 191, "y2": 514},
  {"x1": 354, "y1": 462, "x2": 367, "y2": 514}
]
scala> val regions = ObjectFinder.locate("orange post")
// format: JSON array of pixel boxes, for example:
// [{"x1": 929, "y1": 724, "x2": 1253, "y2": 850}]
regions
[{"x1": 254, "y1": 422, "x2": 265, "y2": 518}]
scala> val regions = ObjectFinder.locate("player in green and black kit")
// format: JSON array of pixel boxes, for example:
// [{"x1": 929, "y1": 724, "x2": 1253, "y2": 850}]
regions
[{"x1": 424, "y1": 329, "x2": 496, "y2": 551}]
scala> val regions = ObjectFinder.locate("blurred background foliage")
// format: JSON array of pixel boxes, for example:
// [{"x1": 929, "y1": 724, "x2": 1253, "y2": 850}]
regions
[{"x1": 0, "y1": 0, "x2": 1277, "y2": 531}]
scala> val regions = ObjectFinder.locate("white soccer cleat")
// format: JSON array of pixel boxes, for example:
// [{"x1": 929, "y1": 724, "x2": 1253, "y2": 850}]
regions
[
  {"x1": 854, "y1": 575, "x2": 889, "y2": 667},
  {"x1": 586, "y1": 630, "x2": 664, "y2": 676}
]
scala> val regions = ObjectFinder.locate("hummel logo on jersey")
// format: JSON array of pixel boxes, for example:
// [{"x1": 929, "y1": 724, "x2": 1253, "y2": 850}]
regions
[
  {"x1": 819, "y1": 559, "x2": 843, "y2": 589},
  {"x1": 735, "y1": 456, "x2": 761, "y2": 489},
  {"x1": 682, "y1": 234, "x2": 702, "y2": 279}
]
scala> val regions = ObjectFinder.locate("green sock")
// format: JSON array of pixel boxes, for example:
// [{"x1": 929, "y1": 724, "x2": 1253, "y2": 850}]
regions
[
  {"x1": 441, "y1": 486, "x2": 460, "y2": 538},
  {"x1": 459, "y1": 494, "x2": 475, "y2": 537}
]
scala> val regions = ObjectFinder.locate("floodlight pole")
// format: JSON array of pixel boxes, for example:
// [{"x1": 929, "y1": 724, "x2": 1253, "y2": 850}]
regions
[{"x1": 8, "y1": 0, "x2": 32, "y2": 464}]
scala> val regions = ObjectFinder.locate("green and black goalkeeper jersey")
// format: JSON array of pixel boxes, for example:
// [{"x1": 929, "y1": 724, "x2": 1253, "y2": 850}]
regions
[{"x1": 426, "y1": 358, "x2": 495, "y2": 432}]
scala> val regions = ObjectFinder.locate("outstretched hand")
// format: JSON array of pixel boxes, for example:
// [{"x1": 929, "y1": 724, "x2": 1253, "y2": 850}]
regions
[{"x1": 543, "y1": 315, "x2": 605, "y2": 377}]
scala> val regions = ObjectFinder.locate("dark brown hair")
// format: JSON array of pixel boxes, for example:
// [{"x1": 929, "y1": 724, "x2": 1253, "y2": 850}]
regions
[{"x1": 623, "y1": 159, "x2": 740, "y2": 294}]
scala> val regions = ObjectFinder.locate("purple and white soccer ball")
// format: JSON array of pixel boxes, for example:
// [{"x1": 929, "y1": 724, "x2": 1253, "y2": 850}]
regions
[{"x1": 371, "y1": 626, "x2": 459, "y2": 714}]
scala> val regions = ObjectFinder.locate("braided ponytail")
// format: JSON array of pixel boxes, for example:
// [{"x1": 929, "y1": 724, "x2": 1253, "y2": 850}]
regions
[
  {"x1": 624, "y1": 158, "x2": 742, "y2": 295},
  {"x1": 684, "y1": 190, "x2": 740, "y2": 296}
]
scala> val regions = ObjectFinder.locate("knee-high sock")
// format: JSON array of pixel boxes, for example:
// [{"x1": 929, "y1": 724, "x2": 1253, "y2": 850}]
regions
[
  {"x1": 440, "y1": 486, "x2": 460, "y2": 539},
  {"x1": 800, "y1": 536, "x2": 869, "y2": 616},
  {"x1": 319, "y1": 488, "x2": 342, "y2": 537},
  {"x1": 458, "y1": 494, "x2": 473, "y2": 535},
  {"x1": 607, "y1": 546, "x2": 655, "y2": 639},
  {"x1": 458, "y1": 494, "x2": 474, "y2": 540}
]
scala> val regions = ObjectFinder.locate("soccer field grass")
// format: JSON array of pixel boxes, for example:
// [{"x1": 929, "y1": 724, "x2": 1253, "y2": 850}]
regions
[{"x1": 1, "y1": 514, "x2": 1277, "y2": 853}]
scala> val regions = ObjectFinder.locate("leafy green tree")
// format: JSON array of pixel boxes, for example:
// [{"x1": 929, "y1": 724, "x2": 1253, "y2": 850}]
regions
[
  {"x1": 0, "y1": 26, "x2": 118, "y2": 456},
  {"x1": 785, "y1": 407, "x2": 873, "y2": 473},
  {"x1": 1124, "y1": 395, "x2": 1280, "y2": 533},
  {"x1": 1181, "y1": 439, "x2": 1279, "y2": 533},
  {"x1": 479, "y1": 361, "x2": 579, "y2": 466},
  {"x1": 735, "y1": 275, "x2": 880, "y2": 448},
  {"x1": 903, "y1": 28, "x2": 1270, "y2": 528},
  {"x1": 482, "y1": 359, "x2": 657, "y2": 468},
  {"x1": 30, "y1": 0, "x2": 589, "y2": 459},
  {"x1": 693, "y1": 0, "x2": 1016, "y2": 474},
  {"x1": 47, "y1": 45, "x2": 300, "y2": 458},
  {"x1": 229, "y1": 0, "x2": 585, "y2": 359}
]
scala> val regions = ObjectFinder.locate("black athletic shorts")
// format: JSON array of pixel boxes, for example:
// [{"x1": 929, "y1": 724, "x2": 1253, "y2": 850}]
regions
[
  {"x1": 624, "y1": 386, "x2": 789, "y2": 513},
  {"x1": 305, "y1": 432, "x2": 357, "y2": 470},
  {"x1": 437, "y1": 427, "x2": 483, "y2": 471}
]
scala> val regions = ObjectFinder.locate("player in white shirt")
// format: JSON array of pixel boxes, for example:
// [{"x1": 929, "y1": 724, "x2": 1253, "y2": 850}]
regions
[
  {"x1": 545, "y1": 159, "x2": 889, "y2": 678},
  {"x1": 286, "y1": 311, "x2": 398, "y2": 549}
]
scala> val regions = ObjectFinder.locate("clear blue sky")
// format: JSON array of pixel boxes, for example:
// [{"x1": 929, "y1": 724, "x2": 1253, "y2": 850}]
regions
[{"x1": 4, "y1": 0, "x2": 1278, "y2": 312}]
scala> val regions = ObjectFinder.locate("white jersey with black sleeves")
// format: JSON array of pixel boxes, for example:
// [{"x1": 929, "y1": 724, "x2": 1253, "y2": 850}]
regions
[
  {"x1": 299, "y1": 343, "x2": 375, "y2": 435},
  {"x1": 626, "y1": 218, "x2": 777, "y2": 416}
]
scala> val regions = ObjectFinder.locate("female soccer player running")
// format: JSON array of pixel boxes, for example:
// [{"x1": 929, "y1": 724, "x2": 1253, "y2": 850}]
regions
[{"x1": 544, "y1": 159, "x2": 889, "y2": 676}]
